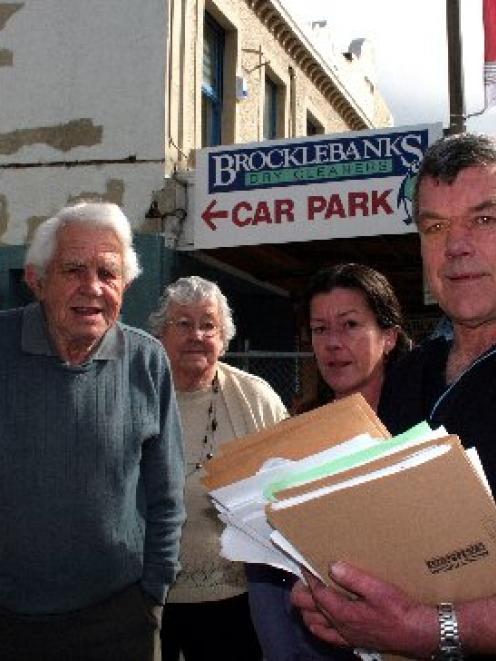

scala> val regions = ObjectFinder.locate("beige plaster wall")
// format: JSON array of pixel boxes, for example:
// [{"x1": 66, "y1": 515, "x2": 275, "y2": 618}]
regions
[
  {"x1": 1, "y1": 0, "x2": 169, "y2": 242},
  {"x1": 167, "y1": 0, "x2": 393, "y2": 174}
]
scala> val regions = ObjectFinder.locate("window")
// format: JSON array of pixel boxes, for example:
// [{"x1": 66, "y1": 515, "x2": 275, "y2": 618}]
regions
[
  {"x1": 263, "y1": 76, "x2": 278, "y2": 140},
  {"x1": 202, "y1": 13, "x2": 224, "y2": 147},
  {"x1": 306, "y1": 112, "x2": 324, "y2": 136}
]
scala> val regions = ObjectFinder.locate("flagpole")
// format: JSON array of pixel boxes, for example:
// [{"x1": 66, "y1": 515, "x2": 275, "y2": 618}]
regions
[
  {"x1": 483, "y1": 0, "x2": 496, "y2": 109},
  {"x1": 446, "y1": 0, "x2": 466, "y2": 133}
]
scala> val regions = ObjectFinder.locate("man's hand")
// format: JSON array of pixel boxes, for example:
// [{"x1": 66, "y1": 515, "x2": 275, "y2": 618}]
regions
[{"x1": 291, "y1": 562, "x2": 438, "y2": 658}]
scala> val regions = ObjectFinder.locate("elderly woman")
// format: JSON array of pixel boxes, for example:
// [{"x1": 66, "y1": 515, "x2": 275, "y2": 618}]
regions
[
  {"x1": 149, "y1": 275, "x2": 287, "y2": 661},
  {"x1": 248, "y1": 263, "x2": 411, "y2": 661}
]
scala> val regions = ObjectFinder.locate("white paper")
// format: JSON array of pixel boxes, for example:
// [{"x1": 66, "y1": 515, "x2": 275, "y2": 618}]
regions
[
  {"x1": 466, "y1": 446, "x2": 493, "y2": 497},
  {"x1": 270, "y1": 443, "x2": 452, "y2": 511},
  {"x1": 211, "y1": 423, "x2": 456, "y2": 576},
  {"x1": 220, "y1": 525, "x2": 303, "y2": 577},
  {"x1": 210, "y1": 433, "x2": 374, "y2": 510}
]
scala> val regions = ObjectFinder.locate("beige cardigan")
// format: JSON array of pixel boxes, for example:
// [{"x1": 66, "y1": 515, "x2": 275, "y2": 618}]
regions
[
  {"x1": 167, "y1": 362, "x2": 287, "y2": 604},
  {"x1": 216, "y1": 361, "x2": 288, "y2": 436}
]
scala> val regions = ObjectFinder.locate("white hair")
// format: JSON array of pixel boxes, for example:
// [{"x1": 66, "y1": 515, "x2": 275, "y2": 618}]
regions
[
  {"x1": 149, "y1": 275, "x2": 236, "y2": 351},
  {"x1": 25, "y1": 202, "x2": 142, "y2": 284}
]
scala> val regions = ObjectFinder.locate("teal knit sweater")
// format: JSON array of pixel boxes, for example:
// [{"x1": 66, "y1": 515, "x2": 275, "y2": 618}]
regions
[{"x1": 0, "y1": 303, "x2": 185, "y2": 614}]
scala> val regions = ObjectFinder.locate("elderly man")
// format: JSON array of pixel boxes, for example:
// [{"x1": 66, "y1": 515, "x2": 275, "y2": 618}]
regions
[
  {"x1": 292, "y1": 133, "x2": 496, "y2": 660},
  {"x1": 0, "y1": 202, "x2": 185, "y2": 661}
]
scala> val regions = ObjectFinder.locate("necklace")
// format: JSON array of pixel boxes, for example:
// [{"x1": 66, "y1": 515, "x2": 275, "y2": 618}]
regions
[{"x1": 193, "y1": 371, "x2": 219, "y2": 472}]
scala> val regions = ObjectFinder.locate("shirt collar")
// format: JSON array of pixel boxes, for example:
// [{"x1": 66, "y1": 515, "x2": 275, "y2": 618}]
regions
[{"x1": 21, "y1": 301, "x2": 123, "y2": 361}]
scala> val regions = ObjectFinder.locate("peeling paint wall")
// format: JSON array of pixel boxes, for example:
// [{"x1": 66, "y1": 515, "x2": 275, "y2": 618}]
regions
[
  {"x1": 1, "y1": 0, "x2": 170, "y2": 245},
  {"x1": 1, "y1": 0, "x2": 167, "y2": 162},
  {"x1": 0, "y1": 3, "x2": 22, "y2": 29},
  {"x1": 0, "y1": 3, "x2": 22, "y2": 66},
  {"x1": 1, "y1": 165, "x2": 166, "y2": 245},
  {"x1": 0, "y1": 119, "x2": 103, "y2": 156},
  {"x1": 0, "y1": 195, "x2": 9, "y2": 245},
  {"x1": 0, "y1": 48, "x2": 12, "y2": 65},
  {"x1": 24, "y1": 178, "x2": 125, "y2": 243}
]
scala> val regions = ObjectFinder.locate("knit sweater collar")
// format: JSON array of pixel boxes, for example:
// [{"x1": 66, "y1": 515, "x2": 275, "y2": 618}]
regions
[{"x1": 21, "y1": 301, "x2": 123, "y2": 361}]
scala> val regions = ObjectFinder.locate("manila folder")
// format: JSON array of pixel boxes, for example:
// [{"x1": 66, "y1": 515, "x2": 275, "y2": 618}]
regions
[
  {"x1": 203, "y1": 393, "x2": 389, "y2": 490},
  {"x1": 267, "y1": 438, "x2": 496, "y2": 604}
]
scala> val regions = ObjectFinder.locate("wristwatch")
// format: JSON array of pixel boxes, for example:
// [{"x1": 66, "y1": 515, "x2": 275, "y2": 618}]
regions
[{"x1": 431, "y1": 602, "x2": 464, "y2": 660}]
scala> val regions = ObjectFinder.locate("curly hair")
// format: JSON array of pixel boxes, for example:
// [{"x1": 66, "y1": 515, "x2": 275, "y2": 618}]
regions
[{"x1": 148, "y1": 276, "x2": 235, "y2": 352}]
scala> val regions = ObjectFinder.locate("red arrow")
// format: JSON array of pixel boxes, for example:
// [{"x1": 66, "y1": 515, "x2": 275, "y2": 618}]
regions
[{"x1": 201, "y1": 199, "x2": 229, "y2": 230}]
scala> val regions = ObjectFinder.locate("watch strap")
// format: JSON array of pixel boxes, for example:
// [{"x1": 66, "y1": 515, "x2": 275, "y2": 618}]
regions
[{"x1": 431, "y1": 602, "x2": 463, "y2": 660}]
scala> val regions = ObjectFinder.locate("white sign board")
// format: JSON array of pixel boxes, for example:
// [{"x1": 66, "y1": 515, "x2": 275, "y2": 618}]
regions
[{"x1": 193, "y1": 123, "x2": 443, "y2": 249}]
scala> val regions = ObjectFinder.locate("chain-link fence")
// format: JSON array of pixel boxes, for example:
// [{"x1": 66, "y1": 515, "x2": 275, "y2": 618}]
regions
[{"x1": 223, "y1": 351, "x2": 316, "y2": 411}]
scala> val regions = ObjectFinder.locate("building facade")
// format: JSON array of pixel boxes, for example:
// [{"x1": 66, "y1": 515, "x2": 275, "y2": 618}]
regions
[
  {"x1": 165, "y1": 0, "x2": 391, "y2": 168},
  {"x1": 0, "y1": 0, "x2": 396, "y2": 369}
]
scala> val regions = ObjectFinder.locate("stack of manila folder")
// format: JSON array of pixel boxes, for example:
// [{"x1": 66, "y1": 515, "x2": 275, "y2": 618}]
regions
[
  {"x1": 202, "y1": 393, "x2": 390, "y2": 490},
  {"x1": 202, "y1": 394, "x2": 496, "y2": 661}
]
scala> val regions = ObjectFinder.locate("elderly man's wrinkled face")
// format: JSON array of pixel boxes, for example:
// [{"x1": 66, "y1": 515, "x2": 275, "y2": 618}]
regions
[{"x1": 27, "y1": 224, "x2": 126, "y2": 361}]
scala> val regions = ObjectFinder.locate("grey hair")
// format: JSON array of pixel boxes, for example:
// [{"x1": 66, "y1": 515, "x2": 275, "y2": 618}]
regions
[
  {"x1": 149, "y1": 275, "x2": 236, "y2": 351},
  {"x1": 25, "y1": 202, "x2": 142, "y2": 284},
  {"x1": 414, "y1": 133, "x2": 496, "y2": 221}
]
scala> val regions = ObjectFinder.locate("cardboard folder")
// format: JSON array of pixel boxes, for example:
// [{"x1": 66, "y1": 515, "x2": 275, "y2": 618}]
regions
[
  {"x1": 267, "y1": 436, "x2": 496, "y2": 605},
  {"x1": 202, "y1": 393, "x2": 390, "y2": 490}
]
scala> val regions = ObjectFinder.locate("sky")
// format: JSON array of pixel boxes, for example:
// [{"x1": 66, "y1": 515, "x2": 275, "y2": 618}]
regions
[{"x1": 280, "y1": 0, "x2": 495, "y2": 136}]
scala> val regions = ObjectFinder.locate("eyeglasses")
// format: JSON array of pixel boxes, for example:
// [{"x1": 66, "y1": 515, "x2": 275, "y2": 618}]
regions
[{"x1": 165, "y1": 318, "x2": 220, "y2": 338}]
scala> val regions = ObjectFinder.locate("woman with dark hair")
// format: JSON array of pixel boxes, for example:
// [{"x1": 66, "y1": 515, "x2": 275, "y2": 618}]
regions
[
  {"x1": 248, "y1": 263, "x2": 411, "y2": 661},
  {"x1": 294, "y1": 262, "x2": 411, "y2": 413}
]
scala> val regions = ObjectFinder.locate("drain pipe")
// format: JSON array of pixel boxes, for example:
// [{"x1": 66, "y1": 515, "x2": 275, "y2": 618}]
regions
[{"x1": 288, "y1": 65, "x2": 297, "y2": 137}]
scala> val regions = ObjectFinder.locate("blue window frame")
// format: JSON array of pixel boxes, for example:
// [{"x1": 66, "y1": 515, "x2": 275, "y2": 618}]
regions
[
  {"x1": 202, "y1": 13, "x2": 224, "y2": 147},
  {"x1": 263, "y1": 76, "x2": 277, "y2": 140}
]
